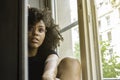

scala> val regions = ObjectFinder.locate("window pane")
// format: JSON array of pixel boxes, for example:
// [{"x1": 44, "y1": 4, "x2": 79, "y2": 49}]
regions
[
  {"x1": 58, "y1": 25, "x2": 80, "y2": 60},
  {"x1": 96, "y1": 0, "x2": 120, "y2": 79},
  {"x1": 55, "y1": 0, "x2": 80, "y2": 60}
]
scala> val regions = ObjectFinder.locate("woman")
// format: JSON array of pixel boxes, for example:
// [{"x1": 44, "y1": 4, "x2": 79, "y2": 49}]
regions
[{"x1": 28, "y1": 7, "x2": 81, "y2": 80}]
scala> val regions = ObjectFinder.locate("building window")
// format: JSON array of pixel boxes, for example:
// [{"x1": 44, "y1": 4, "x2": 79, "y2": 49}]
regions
[
  {"x1": 106, "y1": 16, "x2": 110, "y2": 25},
  {"x1": 107, "y1": 31, "x2": 112, "y2": 41},
  {"x1": 118, "y1": 7, "x2": 120, "y2": 18},
  {"x1": 99, "y1": 35, "x2": 102, "y2": 41},
  {"x1": 105, "y1": 0, "x2": 109, "y2": 5},
  {"x1": 98, "y1": 20, "x2": 101, "y2": 29},
  {"x1": 109, "y1": 48, "x2": 113, "y2": 55}
]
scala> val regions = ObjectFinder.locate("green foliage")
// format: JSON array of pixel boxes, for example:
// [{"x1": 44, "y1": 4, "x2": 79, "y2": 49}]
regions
[
  {"x1": 100, "y1": 41, "x2": 120, "y2": 78},
  {"x1": 74, "y1": 40, "x2": 120, "y2": 78},
  {"x1": 74, "y1": 42, "x2": 80, "y2": 60}
]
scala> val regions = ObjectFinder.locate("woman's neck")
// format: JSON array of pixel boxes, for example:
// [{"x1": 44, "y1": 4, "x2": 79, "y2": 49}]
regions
[{"x1": 28, "y1": 48, "x2": 38, "y2": 57}]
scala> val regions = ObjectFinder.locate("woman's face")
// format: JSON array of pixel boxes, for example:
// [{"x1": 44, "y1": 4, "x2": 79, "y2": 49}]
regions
[{"x1": 28, "y1": 20, "x2": 46, "y2": 49}]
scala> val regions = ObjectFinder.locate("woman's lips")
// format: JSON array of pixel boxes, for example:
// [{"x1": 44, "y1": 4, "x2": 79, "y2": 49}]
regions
[{"x1": 31, "y1": 38, "x2": 39, "y2": 43}]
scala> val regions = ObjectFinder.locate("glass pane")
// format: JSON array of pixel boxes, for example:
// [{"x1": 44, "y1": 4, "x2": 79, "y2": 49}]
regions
[
  {"x1": 58, "y1": 25, "x2": 80, "y2": 60},
  {"x1": 72, "y1": 25, "x2": 80, "y2": 60},
  {"x1": 55, "y1": 0, "x2": 80, "y2": 60},
  {"x1": 95, "y1": 0, "x2": 120, "y2": 79}
]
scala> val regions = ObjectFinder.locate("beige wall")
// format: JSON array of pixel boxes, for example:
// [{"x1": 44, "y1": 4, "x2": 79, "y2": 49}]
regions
[{"x1": 29, "y1": 0, "x2": 44, "y2": 9}]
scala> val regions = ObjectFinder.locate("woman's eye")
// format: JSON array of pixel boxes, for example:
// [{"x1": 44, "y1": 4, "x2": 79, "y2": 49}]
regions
[{"x1": 38, "y1": 28, "x2": 45, "y2": 33}]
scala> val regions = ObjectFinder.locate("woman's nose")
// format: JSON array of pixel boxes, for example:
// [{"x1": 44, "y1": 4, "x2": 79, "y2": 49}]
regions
[{"x1": 32, "y1": 27, "x2": 39, "y2": 35}]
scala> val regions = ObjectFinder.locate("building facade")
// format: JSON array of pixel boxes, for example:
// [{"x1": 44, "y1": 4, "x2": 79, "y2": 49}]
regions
[{"x1": 97, "y1": 0, "x2": 120, "y2": 57}]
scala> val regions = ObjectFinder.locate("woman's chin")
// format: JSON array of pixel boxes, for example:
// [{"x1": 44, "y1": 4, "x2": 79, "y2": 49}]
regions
[{"x1": 30, "y1": 43, "x2": 40, "y2": 49}]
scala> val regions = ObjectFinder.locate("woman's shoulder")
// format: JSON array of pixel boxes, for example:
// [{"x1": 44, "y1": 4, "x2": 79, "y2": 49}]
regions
[{"x1": 39, "y1": 47, "x2": 58, "y2": 55}]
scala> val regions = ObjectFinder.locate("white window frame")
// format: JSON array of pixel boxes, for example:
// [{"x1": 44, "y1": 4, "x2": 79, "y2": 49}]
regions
[
  {"x1": 21, "y1": 0, "x2": 28, "y2": 80},
  {"x1": 51, "y1": 0, "x2": 103, "y2": 80},
  {"x1": 77, "y1": 0, "x2": 102, "y2": 80}
]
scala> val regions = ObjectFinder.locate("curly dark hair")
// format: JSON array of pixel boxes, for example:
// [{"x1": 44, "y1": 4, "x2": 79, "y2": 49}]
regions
[{"x1": 28, "y1": 7, "x2": 63, "y2": 50}]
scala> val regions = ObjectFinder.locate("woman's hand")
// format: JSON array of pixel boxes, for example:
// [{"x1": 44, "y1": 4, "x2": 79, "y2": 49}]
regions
[
  {"x1": 42, "y1": 71, "x2": 55, "y2": 80},
  {"x1": 42, "y1": 72, "x2": 60, "y2": 80}
]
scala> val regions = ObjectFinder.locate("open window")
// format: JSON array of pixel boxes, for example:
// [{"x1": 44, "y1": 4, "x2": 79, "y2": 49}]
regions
[{"x1": 27, "y1": 0, "x2": 120, "y2": 80}]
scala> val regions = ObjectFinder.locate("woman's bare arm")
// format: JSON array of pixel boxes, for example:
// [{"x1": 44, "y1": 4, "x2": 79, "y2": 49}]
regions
[{"x1": 42, "y1": 54, "x2": 59, "y2": 80}]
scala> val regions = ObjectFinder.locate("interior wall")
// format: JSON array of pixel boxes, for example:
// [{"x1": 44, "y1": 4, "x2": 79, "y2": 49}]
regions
[
  {"x1": 0, "y1": 0, "x2": 19, "y2": 80},
  {"x1": 29, "y1": 0, "x2": 45, "y2": 9}
]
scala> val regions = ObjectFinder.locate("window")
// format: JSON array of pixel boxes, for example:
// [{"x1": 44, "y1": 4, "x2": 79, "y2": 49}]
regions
[
  {"x1": 77, "y1": 0, "x2": 120, "y2": 79},
  {"x1": 77, "y1": 0, "x2": 102, "y2": 80},
  {"x1": 109, "y1": 48, "x2": 113, "y2": 55},
  {"x1": 107, "y1": 31, "x2": 112, "y2": 41},
  {"x1": 99, "y1": 35, "x2": 102, "y2": 41},
  {"x1": 28, "y1": 0, "x2": 81, "y2": 79},
  {"x1": 27, "y1": 0, "x2": 120, "y2": 80},
  {"x1": 106, "y1": 16, "x2": 110, "y2": 25},
  {"x1": 105, "y1": 0, "x2": 109, "y2": 5},
  {"x1": 98, "y1": 20, "x2": 101, "y2": 28},
  {"x1": 118, "y1": 7, "x2": 120, "y2": 18},
  {"x1": 96, "y1": 0, "x2": 120, "y2": 79},
  {"x1": 52, "y1": 0, "x2": 80, "y2": 61}
]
